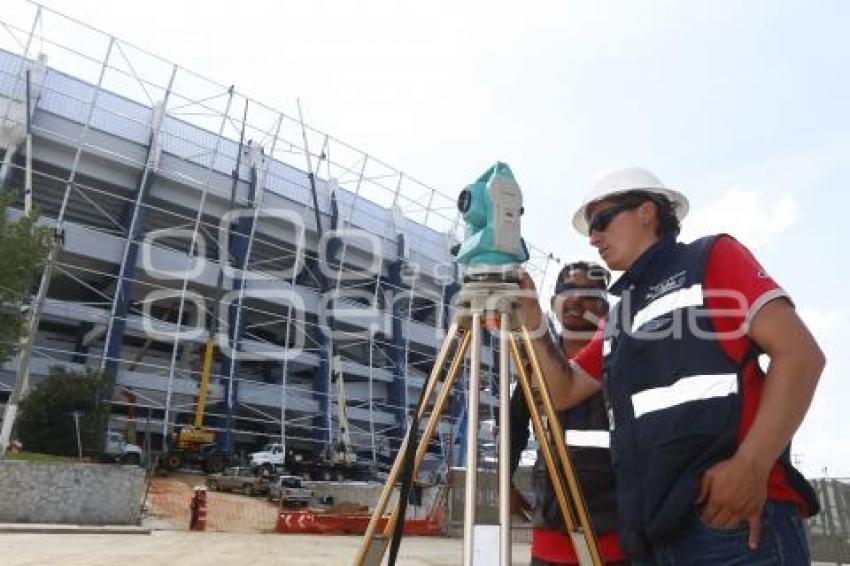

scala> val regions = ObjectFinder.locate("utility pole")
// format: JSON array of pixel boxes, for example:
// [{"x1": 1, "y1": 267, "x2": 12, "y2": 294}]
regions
[{"x1": 71, "y1": 411, "x2": 83, "y2": 460}]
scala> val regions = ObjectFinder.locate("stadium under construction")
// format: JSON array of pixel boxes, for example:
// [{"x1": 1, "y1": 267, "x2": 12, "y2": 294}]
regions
[{"x1": 0, "y1": 5, "x2": 560, "y2": 471}]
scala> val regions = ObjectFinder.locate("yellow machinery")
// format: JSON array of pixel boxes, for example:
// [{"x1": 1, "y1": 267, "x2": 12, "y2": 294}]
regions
[
  {"x1": 162, "y1": 336, "x2": 226, "y2": 473},
  {"x1": 174, "y1": 336, "x2": 216, "y2": 448}
]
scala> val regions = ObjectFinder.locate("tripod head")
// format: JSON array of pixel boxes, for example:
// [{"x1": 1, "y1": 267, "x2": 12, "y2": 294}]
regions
[{"x1": 451, "y1": 162, "x2": 530, "y2": 278}]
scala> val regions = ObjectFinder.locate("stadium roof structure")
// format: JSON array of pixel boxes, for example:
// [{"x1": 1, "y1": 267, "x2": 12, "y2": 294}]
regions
[{"x1": 0, "y1": 3, "x2": 562, "y2": 463}]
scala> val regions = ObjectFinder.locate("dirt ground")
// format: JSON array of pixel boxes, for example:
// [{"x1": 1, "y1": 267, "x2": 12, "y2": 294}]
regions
[{"x1": 145, "y1": 473, "x2": 279, "y2": 532}]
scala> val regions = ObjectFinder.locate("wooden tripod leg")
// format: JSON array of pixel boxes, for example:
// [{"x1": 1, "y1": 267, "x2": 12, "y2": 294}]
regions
[
  {"x1": 379, "y1": 331, "x2": 472, "y2": 543},
  {"x1": 352, "y1": 321, "x2": 461, "y2": 566},
  {"x1": 416, "y1": 321, "x2": 463, "y2": 422},
  {"x1": 508, "y1": 336, "x2": 578, "y2": 532},
  {"x1": 517, "y1": 327, "x2": 604, "y2": 566},
  {"x1": 409, "y1": 332, "x2": 472, "y2": 496},
  {"x1": 354, "y1": 320, "x2": 470, "y2": 566}
]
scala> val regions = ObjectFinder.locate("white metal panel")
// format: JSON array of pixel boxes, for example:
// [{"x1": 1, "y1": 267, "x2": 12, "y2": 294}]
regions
[
  {"x1": 348, "y1": 406, "x2": 395, "y2": 425},
  {"x1": 239, "y1": 380, "x2": 318, "y2": 412},
  {"x1": 336, "y1": 358, "x2": 394, "y2": 383}
]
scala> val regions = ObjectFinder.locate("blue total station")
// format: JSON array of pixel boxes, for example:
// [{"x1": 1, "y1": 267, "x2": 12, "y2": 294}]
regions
[{"x1": 452, "y1": 162, "x2": 530, "y2": 268}]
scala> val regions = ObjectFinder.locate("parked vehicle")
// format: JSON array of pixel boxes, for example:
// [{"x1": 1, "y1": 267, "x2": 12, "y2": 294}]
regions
[
  {"x1": 249, "y1": 443, "x2": 285, "y2": 475},
  {"x1": 248, "y1": 442, "x2": 372, "y2": 482},
  {"x1": 267, "y1": 475, "x2": 313, "y2": 506},
  {"x1": 207, "y1": 466, "x2": 267, "y2": 496},
  {"x1": 102, "y1": 431, "x2": 143, "y2": 465},
  {"x1": 247, "y1": 358, "x2": 372, "y2": 482}
]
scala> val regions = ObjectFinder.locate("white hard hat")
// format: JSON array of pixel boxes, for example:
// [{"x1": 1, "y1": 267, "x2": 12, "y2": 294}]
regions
[{"x1": 571, "y1": 167, "x2": 689, "y2": 236}]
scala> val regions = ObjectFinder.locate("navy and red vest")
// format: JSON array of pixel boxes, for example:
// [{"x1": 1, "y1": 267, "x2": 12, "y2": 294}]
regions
[
  {"x1": 532, "y1": 392, "x2": 618, "y2": 534},
  {"x1": 602, "y1": 235, "x2": 819, "y2": 557}
]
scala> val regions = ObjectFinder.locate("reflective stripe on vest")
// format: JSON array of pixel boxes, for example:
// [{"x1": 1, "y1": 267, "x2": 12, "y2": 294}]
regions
[
  {"x1": 631, "y1": 283, "x2": 704, "y2": 331},
  {"x1": 565, "y1": 429, "x2": 611, "y2": 448},
  {"x1": 631, "y1": 372, "x2": 738, "y2": 418}
]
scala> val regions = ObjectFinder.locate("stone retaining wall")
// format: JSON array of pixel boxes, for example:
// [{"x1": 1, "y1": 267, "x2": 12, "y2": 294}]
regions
[{"x1": 0, "y1": 460, "x2": 146, "y2": 525}]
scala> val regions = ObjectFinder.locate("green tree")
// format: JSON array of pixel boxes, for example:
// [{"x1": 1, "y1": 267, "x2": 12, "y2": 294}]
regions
[
  {"x1": 16, "y1": 367, "x2": 111, "y2": 457},
  {"x1": 0, "y1": 192, "x2": 50, "y2": 364}
]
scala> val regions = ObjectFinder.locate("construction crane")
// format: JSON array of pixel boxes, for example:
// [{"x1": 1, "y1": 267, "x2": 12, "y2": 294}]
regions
[
  {"x1": 161, "y1": 95, "x2": 248, "y2": 474},
  {"x1": 327, "y1": 355, "x2": 356, "y2": 466},
  {"x1": 162, "y1": 333, "x2": 225, "y2": 472}
]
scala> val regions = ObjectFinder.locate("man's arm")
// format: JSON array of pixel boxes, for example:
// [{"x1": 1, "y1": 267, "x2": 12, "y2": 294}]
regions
[
  {"x1": 698, "y1": 298, "x2": 825, "y2": 544},
  {"x1": 518, "y1": 271, "x2": 601, "y2": 409},
  {"x1": 738, "y1": 299, "x2": 824, "y2": 485}
]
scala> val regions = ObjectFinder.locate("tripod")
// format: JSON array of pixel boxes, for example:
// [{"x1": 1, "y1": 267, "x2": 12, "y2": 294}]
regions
[{"x1": 352, "y1": 279, "x2": 604, "y2": 566}]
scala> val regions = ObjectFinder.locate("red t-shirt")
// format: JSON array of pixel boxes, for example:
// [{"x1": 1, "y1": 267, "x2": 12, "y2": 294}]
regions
[
  {"x1": 533, "y1": 528, "x2": 626, "y2": 563},
  {"x1": 572, "y1": 235, "x2": 806, "y2": 512}
]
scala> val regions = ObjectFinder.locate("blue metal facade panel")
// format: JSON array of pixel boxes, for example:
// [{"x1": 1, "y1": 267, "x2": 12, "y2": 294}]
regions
[
  {"x1": 265, "y1": 159, "x2": 323, "y2": 211},
  {"x1": 348, "y1": 204, "x2": 394, "y2": 241},
  {"x1": 160, "y1": 114, "x2": 238, "y2": 173},
  {"x1": 38, "y1": 70, "x2": 91, "y2": 123},
  {"x1": 89, "y1": 90, "x2": 152, "y2": 145},
  {"x1": 333, "y1": 189, "x2": 393, "y2": 240},
  {"x1": 35, "y1": 69, "x2": 151, "y2": 145},
  {"x1": 0, "y1": 55, "x2": 25, "y2": 98}
]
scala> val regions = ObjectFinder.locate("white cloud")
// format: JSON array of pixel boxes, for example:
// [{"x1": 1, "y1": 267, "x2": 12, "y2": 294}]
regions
[
  {"x1": 797, "y1": 305, "x2": 844, "y2": 344},
  {"x1": 681, "y1": 190, "x2": 799, "y2": 250}
]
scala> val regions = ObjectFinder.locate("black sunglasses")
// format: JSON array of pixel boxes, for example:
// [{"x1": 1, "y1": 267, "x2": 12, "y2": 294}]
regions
[
  {"x1": 587, "y1": 201, "x2": 644, "y2": 233},
  {"x1": 553, "y1": 282, "x2": 608, "y2": 300}
]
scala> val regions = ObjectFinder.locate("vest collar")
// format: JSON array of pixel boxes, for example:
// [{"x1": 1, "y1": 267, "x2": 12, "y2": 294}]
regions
[{"x1": 609, "y1": 235, "x2": 677, "y2": 297}]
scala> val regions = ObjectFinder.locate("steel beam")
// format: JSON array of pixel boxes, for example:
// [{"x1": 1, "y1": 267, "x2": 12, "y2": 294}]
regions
[{"x1": 387, "y1": 234, "x2": 408, "y2": 448}]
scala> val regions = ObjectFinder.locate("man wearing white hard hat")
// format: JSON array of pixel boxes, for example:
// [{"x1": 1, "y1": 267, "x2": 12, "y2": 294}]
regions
[{"x1": 518, "y1": 167, "x2": 823, "y2": 563}]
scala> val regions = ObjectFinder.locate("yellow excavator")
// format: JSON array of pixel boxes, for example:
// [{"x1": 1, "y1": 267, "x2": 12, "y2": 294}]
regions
[{"x1": 161, "y1": 335, "x2": 227, "y2": 473}]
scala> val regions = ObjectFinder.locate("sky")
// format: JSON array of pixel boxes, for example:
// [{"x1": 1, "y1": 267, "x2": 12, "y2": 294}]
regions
[{"x1": 4, "y1": 0, "x2": 848, "y2": 477}]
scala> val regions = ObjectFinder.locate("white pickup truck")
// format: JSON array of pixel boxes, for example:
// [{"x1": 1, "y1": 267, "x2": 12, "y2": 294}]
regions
[{"x1": 267, "y1": 475, "x2": 312, "y2": 506}]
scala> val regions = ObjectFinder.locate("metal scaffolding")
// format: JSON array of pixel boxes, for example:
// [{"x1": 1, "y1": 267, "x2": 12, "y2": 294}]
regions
[{"x1": 0, "y1": 3, "x2": 561, "y2": 465}]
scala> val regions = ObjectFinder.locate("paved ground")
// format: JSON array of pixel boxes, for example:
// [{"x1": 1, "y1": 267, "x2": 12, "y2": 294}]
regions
[
  {"x1": 0, "y1": 530, "x2": 533, "y2": 565},
  {"x1": 97, "y1": 473, "x2": 527, "y2": 564},
  {"x1": 2, "y1": 475, "x2": 837, "y2": 564}
]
